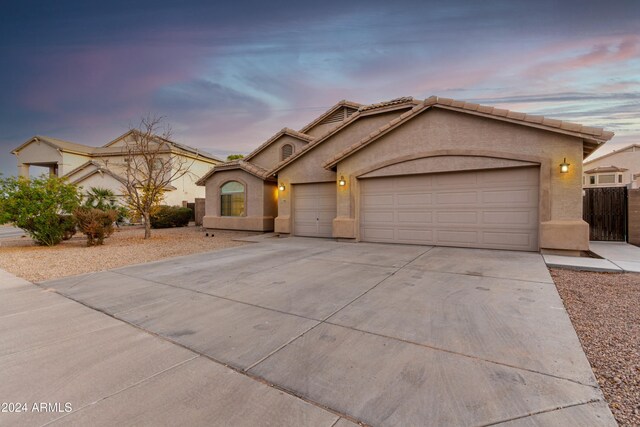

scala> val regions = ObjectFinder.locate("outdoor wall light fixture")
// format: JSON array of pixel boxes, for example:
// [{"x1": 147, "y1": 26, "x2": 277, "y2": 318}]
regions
[
  {"x1": 559, "y1": 158, "x2": 570, "y2": 173},
  {"x1": 278, "y1": 183, "x2": 285, "y2": 191},
  {"x1": 338, "y1": 176, "x2": 346, "y2": 186}
]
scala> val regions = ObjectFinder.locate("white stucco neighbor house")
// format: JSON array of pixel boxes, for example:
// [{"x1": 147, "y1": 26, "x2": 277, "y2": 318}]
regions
[
  {"x1": 11, "y1": 131, "x2": 222, "y2": 206},
  {"x1": 582, "y1": 144, "x2": 640, "y2": 189}
]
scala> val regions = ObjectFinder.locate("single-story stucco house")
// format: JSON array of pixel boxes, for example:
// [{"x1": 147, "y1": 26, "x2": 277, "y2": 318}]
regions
[
  {"x1": 12, "y1": 131, "x2": 222, "y2": 206},
  {"x1": 197, "y1": 96, "x2": 613, "y2": 253}
]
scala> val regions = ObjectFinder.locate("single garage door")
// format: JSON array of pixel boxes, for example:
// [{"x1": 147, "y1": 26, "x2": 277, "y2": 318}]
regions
[
  {"x1": 294, "y1": 182, "x2": 336, "y2": 238},
  {"x1": 360, "y1": 167, "x2": 539, "y2": 251}
]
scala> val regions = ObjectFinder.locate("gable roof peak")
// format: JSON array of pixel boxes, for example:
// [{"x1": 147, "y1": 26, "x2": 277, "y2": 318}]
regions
[
  {"x1": 322, "y1": 95, "x2": 615, "y2": 169},
  {"x1": 357, "y1": 96, "x2": 417, "y2": 112},
  {"x1": 243, "y1": 127, "x2": 314, "y2": 162}
]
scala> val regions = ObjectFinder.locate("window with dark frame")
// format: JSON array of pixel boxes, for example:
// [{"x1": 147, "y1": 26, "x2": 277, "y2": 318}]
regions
[{"x1": 220, "y1": 181, "x2": 245, "y2": 216}]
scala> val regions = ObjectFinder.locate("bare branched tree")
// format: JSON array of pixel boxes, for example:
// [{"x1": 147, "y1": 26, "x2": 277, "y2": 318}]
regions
[{"x1": 118, "y1": 115, "x2": 196, "y2": 239}]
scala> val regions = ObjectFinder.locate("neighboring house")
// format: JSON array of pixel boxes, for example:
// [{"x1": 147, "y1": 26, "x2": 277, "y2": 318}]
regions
[
  {"x1": 197, "y1": 96, "x2": 613, "y2": 253},
  {"x1": 582, "y1": 144, "x2": 640, "y2": 188},
  {"x1": 12, "y1": 131, "x2": 222, "y2": 206}
]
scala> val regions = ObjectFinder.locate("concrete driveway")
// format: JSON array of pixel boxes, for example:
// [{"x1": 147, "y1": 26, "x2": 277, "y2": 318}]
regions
[{"x1": 1, "y1": 237, "x2": 615, "y2": 426}]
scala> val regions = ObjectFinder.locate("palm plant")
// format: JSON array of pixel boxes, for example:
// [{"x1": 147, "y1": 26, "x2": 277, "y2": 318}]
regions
[{"x1": 84, "y1": 187, "x2": 118, "y2": 210}]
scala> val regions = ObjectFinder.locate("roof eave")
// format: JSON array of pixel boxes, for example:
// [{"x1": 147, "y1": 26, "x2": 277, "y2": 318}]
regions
[
  {"x1": 323, "y1": 102, "x2": 613, "y2": 169},
  {"x1": 270, "y1": 102, "x2": 419, "y2": 175}
]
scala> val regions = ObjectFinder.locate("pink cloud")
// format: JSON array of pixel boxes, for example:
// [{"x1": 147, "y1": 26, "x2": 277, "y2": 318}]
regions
[{"x1": 524, "y1": 36, "x2": 640, "y2": 78}]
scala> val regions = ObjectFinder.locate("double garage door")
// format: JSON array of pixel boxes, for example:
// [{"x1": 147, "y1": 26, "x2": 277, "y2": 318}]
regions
[{"x1": 360, "y1": 167, "x2": 539, "y2": 251}]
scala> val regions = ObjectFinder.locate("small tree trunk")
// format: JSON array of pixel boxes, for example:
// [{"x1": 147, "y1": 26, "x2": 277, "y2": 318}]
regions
[{"x1": 143, "y1": 212, "x2": 152, "y2": 239}]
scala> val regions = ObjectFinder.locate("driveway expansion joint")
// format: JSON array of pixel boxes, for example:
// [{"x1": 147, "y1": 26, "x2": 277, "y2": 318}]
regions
[
  {"x1": 110, "y1": 270, "x2": 324, "y2": 323},
  {"x1": 402, "y1": 265, "x2": 555, "y2": 286},
  {"x1": 41, "y1": 285, "x2": 365, "y2": 426},
  {"x1": 477, "y1": 398, "x2": 604, "y2": 426},
  {"x1": 246, "y1": 245, "x2": 434, "y2": 371},
  {"x1": 321, "y1": 321, "x2": 599, "y2": 389}
]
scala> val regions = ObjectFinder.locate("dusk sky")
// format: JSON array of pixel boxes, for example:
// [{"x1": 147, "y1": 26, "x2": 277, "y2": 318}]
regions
[{"x1": 1, "y1": 0, "x2": 639, "y2": 176}]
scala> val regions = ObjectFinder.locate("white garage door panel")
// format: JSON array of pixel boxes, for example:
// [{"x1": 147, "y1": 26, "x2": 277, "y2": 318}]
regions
[
  {"x1": 482, "y1": 189, "x2": 536, "y2": 204},
  {"x1": 294, "y1": 183, "x2": 336, "y2": 238},
  {"x1": 360, "y1": 167, "x2": 539, "y2": 251}
]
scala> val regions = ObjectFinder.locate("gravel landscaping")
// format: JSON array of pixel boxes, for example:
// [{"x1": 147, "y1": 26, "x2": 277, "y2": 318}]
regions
[
  {"x1": 0, "y1": 225, "x2": 255, "y2": 282},
  {"x1": 552, "y1": 269, "x2": 640, "y2": 426}
]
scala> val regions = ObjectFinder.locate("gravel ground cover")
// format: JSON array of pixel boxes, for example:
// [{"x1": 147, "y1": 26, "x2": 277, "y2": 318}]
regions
[
  {"x1": 551, "y1": 269, "x2": 640, "y2": 426},
  {"x1": 0, "y1": 225, "x2": 254, "y2": 282}
]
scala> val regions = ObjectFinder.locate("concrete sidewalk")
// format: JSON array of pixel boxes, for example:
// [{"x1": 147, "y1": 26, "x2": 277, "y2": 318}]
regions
[
  {"x1": 0, "y1": 269, "x2": 348, "y2": 427},
  {"x1": 544, "y1": 241, "x2": 640, "y2": 273}
]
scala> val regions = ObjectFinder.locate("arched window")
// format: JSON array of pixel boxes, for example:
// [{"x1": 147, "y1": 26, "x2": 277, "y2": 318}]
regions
[
  {"x1": 220, "y1": 181, "x2": 245, "y2": 216},
  {"x1": 281, "y1": 144, "x2": 293, "y2": 160}
]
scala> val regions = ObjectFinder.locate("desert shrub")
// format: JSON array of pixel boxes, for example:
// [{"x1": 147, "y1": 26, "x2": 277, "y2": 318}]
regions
[
  {"x1": 0, "y1": 175, "x2": 81, "y2": 246},
  {"x1": 150, "y1": 205, "x2": 192, "y2": 228},
  {"x1": 60, "y1": 214, "x2": 77, "y2": 240},
  {"x1": 73, "y1": 207, "x2": 117, "y2": 246},
  {"x1": 83, "y1": 187, "x2": 130, "y2": 224}
]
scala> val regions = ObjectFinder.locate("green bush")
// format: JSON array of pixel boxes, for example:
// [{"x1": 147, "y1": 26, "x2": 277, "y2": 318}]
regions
[
  {"x1": 73, "y1": 207, "x2": 117, "y2": 246},
  {"x1": 150, "y1": 205, "x2": 192, "y2": 228},
  {"x1": 60, "y1": 214, "x2": 77, "y2": 240},
  {"x1": 0, "y1": 175, "x2": 81, "y2": 246}
]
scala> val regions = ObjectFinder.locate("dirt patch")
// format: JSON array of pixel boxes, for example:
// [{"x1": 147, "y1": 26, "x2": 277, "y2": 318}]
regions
[
  {"x1": 551, "y1": 269, "x2": 640, "y2": 426},
  {"x1": 0, "y1": 226, "x2": 256, "y2": 282}
]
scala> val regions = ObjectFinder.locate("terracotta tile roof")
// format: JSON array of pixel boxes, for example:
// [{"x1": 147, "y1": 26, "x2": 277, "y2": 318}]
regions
[
  {"x1": 584, "y1": 166, "x2": 629, "y2": 174},
  {"x1": 357, "y1": 97, "x2": 416, "y2": 112},
  {"x1": 268, "y1": 97, "x2": 419, "y2": 176},
  {"x1": 243, "y1": 128, "x2": 314, "y2": 162},
  {"x1": 323, "y1": 96, "x2": 615, "y2": 169},
  {"x1": 196, "y1": 160, "x2": 272, "y2": 185},
  {"x1": 298, "y1": 100, "x2": 363, "y2": 134}
]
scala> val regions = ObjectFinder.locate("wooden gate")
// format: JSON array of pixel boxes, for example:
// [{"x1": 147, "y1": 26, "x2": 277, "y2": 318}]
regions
[{"x1": 583, "y1": 187, "x2": 627, "y2": 241}]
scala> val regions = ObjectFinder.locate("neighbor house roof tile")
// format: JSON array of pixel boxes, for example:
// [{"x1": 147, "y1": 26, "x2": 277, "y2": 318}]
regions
[{"x1": 584, "y1": 166, "x2": 629, "y2": 174}]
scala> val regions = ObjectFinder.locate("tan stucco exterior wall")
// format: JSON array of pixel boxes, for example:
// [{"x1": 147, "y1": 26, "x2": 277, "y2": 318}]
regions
[
  {"x1": 249, "y1": 135, "x2": 309, "y2": 170},
  {"x1": 202, "y1": 169, "x2": 276, "y2": 231},
  {"x1": 332, "y1": 108, "x2": 587, "y2": 251},
  {"x1": 274, "y1": 111, "x2": 407, "y2": 233},
  {"x1": 304, "y1": 122, "x2": 341, "y2": 138}
]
